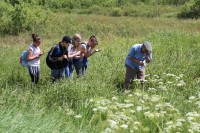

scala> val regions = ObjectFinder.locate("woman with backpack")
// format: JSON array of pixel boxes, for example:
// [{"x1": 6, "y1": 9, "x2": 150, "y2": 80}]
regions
[
  {"x1": 73, "y1": 34, "x2": 100, "y2": 77},
  {"x1": 46, "y1": 36, "x2": 72, "y2": 82},
  {"x1": 26, "y1": 34, "x2": 44, "y2": 84}
]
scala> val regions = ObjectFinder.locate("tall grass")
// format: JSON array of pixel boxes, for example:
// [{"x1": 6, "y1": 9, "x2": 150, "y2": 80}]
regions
[{"x1": 0, "y1": 14, "x2": 200, "y2": 132}]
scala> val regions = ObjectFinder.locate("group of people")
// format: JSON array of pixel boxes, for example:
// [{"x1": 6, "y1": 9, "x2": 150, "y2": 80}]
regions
[
  {"x1": 25, "y1": 33, "x2": 99, "y2": 84},
  {"x1": 25, "y1": 33, "x2": 152, "y2": 90}
]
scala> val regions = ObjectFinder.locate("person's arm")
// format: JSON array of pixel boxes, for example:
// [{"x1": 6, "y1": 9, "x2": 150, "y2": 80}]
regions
[
  {"x1": 27, "y1": 49, "x2": 39, "y2": 61},
  {"x1": 26, "y1": 47, "x2": 44, "y2": 61},
  {"x1": 84, "y1": 47, "x2": 95, "y2": 58},
  {"x1": 74, "y1": 44, "x2": 85, "y2": 59},
  {"x1": 49, "y1": 46, "x2": 63, "y2": 62},
  {"x1": 145, "y1": 51, "x2": 152, "y2": 63},
  {"x1": 68, "y1": 49, "x2": 80, "y2": 59},
  {"x1": 127, "y1": 47, "x2": 144, "y2": 66},
  {"x1": 128, "y1": 57, "x2": 144, "y2": 66}
]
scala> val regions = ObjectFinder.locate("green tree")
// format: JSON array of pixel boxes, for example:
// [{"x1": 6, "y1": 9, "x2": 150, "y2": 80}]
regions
[{"x1": 178, "y1": 0, "x2": 200, "y2": 18}]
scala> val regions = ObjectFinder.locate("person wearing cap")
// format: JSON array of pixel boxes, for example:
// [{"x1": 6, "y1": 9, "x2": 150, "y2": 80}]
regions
[
  {"x1": 73, "y1": 35, "x2": 100, "y2": 77},
  {"x1": 46, "y1": 36, "x2": 72, "y2": 82},
  {"x1": 124, "y1": 41, "x2": 152, "y2": 89},
  {"x1": 26, "y1": 33, "x2": 44, "y2": 84}
]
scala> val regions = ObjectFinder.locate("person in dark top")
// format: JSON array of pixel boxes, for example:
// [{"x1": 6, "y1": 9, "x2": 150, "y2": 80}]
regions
[{"x1": 46, "y1": 36, "x2": 72, "y2": 82}]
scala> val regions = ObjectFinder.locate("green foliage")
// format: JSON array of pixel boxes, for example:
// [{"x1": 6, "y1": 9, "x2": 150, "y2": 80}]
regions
[
  {"x1": 11, "y1": 2, "x2": 51, "y2": 35},
  {"x1": 0, "y1": 7, "x2": 200, "y2": 132},
  {"x1": 178, "y1": 0, "x2": 200, "y2": 19},
  {"x1": 0, "y1": 2, "x2": 14, "y2": 34}
]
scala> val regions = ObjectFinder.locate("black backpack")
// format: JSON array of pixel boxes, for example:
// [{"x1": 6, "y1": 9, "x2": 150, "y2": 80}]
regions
[
  {"x1": 46, "y1": 46, "x2": 56, "y2": 69},
  {"x1": 46, "y1": 44, "x2": 68, "y2": 69}
]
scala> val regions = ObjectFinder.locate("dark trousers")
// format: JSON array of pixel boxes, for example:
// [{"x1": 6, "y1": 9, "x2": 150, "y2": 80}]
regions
[
  {"x1": 28, "y1": 65, "x2": 40, "y2": 84},
  {"x1": 124, "y1": 66, "x2": 145, "y2": 89}
]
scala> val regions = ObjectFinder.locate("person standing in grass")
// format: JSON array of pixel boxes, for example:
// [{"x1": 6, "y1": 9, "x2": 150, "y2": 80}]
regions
[
  {"x1": 46, "y1": 36, "x2": 72, "y2": 82},
  {"x1": 65, "y1": 38, "x2": 79, "y2": 79},
  {"x1": 124, "y1": 41, "x2": 152, "y2": 89},
  {"x1": 73, "y1": 34, "x2": 100, "y2": 77},
  {"x1": 26, "y1": 34, "x2": 44, "y2": 84}
]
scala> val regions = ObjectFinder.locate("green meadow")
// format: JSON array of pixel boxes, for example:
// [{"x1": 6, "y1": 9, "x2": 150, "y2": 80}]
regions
[{"x1": 1, "y1": 7, "x2": 200, "y2": 133}]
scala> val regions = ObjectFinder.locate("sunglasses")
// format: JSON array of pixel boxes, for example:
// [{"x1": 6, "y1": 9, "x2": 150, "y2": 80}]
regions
[{"x1": 73, "y1": 39, "x2": 81, "y2": 43}]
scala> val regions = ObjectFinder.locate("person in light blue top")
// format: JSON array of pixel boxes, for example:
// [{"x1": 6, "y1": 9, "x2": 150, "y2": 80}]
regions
[{"x1": 124, "y1": 41, "x2": 152, "y2": 89}]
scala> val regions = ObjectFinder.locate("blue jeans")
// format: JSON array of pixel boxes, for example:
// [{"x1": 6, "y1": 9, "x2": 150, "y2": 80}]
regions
[
  {"x1": 65, "y1": 62, "x2": 74, "y2": 79},
  {"x1": 73, "y1": 59, "x2": 86, "y2": 77},
  {"x1": 51, "y1": 68, "x2": 65, "y2": 82}
]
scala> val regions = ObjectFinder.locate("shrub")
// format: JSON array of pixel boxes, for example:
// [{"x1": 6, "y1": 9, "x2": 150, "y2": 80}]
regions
[
  {"x1": 178, "y1": 0, "x2": 200, "y2": 19},
  {"x1": 0, "y1": 1, "x2": 14, "y2": 35},
  {"x1": 10, "y1": 2, "x2": 52, "y2": 35},
  {"x1": 110, "y1": 7, "x2": 124, "y2": 16}
]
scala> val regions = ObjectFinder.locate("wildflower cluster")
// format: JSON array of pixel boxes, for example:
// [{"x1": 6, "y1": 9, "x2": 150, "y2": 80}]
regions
[{"x1": 87, "y1": 89, "x2": 200, "y2": 132}]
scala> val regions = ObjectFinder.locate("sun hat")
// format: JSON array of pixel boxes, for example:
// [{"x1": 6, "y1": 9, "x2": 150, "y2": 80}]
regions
[
  {"x1": 143, "y1": 41, "x2": 152, "y2": 52},
  {"x1": 62, "y1": 36, "x2": 72, "y2": 43}
]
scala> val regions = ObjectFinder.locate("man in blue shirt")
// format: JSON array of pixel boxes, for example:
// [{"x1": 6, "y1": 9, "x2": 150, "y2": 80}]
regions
[{"x1": 124, "y1": 41, "x2": 152, "y2": 89}]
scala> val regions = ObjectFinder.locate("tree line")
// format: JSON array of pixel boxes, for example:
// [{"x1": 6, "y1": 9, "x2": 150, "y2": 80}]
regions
[{"x1": 0, "y1": 0, "x2": 200, "y2": 35}]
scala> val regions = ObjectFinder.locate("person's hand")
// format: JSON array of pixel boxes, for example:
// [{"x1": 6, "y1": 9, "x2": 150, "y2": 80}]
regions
[
  {"x1": 138, "y1": 61, "x2": 144, "y2": 66},
  {"x1": 63, "y1": 55, "x2": 68, "y2": 59},
  {"x1": 75, "y1": 51, "x2": 80, "y2": 56},
  {"x1": 58, "y1": 57, "x2": 63, "y2": 61},
  {"x1": 39, "y1": 51, "x2": 44, "y2": 56},
  {"x1": 145, "y1": 51, "x2": 150, "y2": 56},
  {"x1": 94, "y1": 49, "x2": 101, "y2": 52}
]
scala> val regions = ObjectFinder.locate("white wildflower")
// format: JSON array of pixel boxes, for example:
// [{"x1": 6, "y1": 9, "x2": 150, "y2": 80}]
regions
[
  {"x1": 124, "y1": 100, "x2": 131, "y2": 103},
  {"x1": 155, "y1": 104, "x2": 163, "y2": 109},
  {"x1": 166, "y1": 121, "x2": 173, "y2": 125},
  {"x1": 136, "y1": 106, "x2": 142, "y2": 111},
  {"x1": 89, "y1": 99, "x2": 94, "y2": 102},
  {"x1": 144, "y1": 111, "x2": 154, "y2": 118},
  {"x1": 174, "y1": 121, "x2": 182, "y2": 127},
  {"x1": 139, "y1": 99, "x2": 145, "y2": 103},
  {"x1": 179, "y1": 74, "x2": 184, "y2": 78},
  {"x1": 189, "y1": 96, "x2": 196, "y2": 100},
  {"x1": 187, "y1": 117, "x2": 194, "y2": 121},
  {"x1": 112, "y1": 97, "x2": 117, "y2": 101},
  {"x1": 104, "y1": 128, "x2": 112, "y2": 133},
  {"x1": 159, "y1": 85, "x2": 167, "y2": 91},
  {"x1": 134, "y1": 92, "x2": 142, "y2": 97},
  {"x1": 128, "y1": 94, "x2": 133, "y2": 97},
  {"x1": 93, "y1": 108, "x2": 97, "y2": 112},
  {"x1": 166, "y1": 73, "x2": 176, "y2": 77},
  {"x1": 195, "y1": 101, "x2": 200, "y2": 108},
  {"x1": 134, "y1": 121, "x2": 140, "y2": 125},
  {"x1": 177, "y1": 83, "x2": 184, "y2": 87},
  {"x1": 74, "y1": 114, "x2": 82, "y2": 119},
  {"x1": 153, "y1": 75, "x2": 159, "y2": 78},
  {"x1": 175, "y1": 76, "x2": 181, "y2": 80},
  {"x1": 177, "y1": 118, "x2": 185, "y2": 122},
  {"x1": 145, "y1": 74, "x2": 150, "y2": 77},
  {"x1": 151, "y1": 96, "x2": 160, "y2": 102},
  {"x1": 148, "y1": 88, "x2": 157, "y2": 92},
  {"x1": 124, "y1": 104, "x2": 134, "y2": 108},
  {"x1": 167, "y1": 81, "x2": 173, "y2": 84},
  {"x1": 120, "y1": 124, "x2": 128, "y2": 129},
  {"x1": 97, "y1": 106, "x2": 107, "y2": 112},
  {"x1": 108, "y1": 120, "x2": 118, "y2": 129},
  {"x1": 130, "y1": 109, "x2": 135, "y2": 114},
  {"x1": 160, "y1": 111, "x2": 167, "y2": 115}
]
